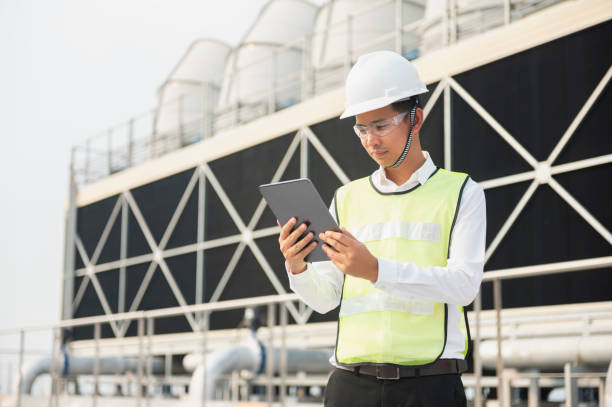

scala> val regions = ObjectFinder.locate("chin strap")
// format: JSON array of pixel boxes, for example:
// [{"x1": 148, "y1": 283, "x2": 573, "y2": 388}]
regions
[{"x1": 388, "y1": 105, "x2": 417, "y2": 169}]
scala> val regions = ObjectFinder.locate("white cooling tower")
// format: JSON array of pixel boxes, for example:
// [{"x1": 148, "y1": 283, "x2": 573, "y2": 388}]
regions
[
  {"x1": 154, "y1": 39, "x2": 231, "y2": 155},
  {"x1": 215, "y1": 0, "x2": 318, "y2": 130}
]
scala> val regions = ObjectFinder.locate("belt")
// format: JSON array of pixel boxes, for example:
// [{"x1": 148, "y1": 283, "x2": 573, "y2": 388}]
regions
[{"x1": 336, "y1": 358, "x2": 468, "y2": 380}]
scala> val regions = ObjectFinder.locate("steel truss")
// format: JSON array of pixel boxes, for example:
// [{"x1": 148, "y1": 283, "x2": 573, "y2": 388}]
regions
[{"x1": 68, "y1": 65, "x2": 611, "y2": 338}]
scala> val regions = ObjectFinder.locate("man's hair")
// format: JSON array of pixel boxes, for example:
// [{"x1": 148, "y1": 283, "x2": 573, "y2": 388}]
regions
[{"x1": 390, "y1": 96, "x2": 420, "y2": 113}]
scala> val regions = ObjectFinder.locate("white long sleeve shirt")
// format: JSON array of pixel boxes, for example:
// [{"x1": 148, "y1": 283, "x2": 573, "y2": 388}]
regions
[{"x1": 286, "y1": 151, "x2": 486, "y2": 360}]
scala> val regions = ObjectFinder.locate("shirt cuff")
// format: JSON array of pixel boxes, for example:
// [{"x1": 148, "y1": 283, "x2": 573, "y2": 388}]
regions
[
  {"x1": 285, "y1": 261, "x2": 312, "y2": 282},
  {"x1": 372, "y1": 257, "x2": 398, "y2": 288}
]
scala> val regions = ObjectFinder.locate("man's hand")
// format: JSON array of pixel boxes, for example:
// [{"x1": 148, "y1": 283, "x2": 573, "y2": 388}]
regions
[
  {"x1": 278, "y1": 217, "x2": 317, "y2": 274},
  {"x1": 319, "y1": 228, "x2": 378, "y2": 282}
]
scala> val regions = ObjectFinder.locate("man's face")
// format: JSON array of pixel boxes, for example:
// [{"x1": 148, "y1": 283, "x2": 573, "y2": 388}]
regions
[{"x1": 355, "y1": 105, "x2": 410, "y2": 167}]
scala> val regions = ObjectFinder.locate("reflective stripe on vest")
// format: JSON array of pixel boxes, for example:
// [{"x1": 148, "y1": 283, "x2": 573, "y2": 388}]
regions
[{"x1": 334, "y1": 168, "x2": 469, "y2": 366}]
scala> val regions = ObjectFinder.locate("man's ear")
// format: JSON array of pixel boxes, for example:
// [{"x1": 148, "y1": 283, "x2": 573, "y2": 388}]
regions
[{"x1": 412, "y1": 107, "x2": 424, "y2": 135}]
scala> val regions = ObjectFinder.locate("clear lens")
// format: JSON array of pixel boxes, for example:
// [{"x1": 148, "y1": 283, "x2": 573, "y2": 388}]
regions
[{"x1": 353, "y1": 112, "x2": 407, "y2": 139}]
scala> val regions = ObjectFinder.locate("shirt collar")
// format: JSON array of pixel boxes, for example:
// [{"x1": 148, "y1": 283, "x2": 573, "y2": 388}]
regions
[{"x1": 371, "y1": 151, "x2": 437, "y2": 193}]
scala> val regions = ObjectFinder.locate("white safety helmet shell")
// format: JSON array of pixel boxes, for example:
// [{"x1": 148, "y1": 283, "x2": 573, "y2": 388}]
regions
[{"x1": 340, "y1": 50, "x2": 428, "y2": 119}]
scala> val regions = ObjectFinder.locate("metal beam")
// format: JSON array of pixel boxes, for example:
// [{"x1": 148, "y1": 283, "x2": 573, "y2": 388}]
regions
[
  {"x1": 485, "y1": 180, "x2": 539, "y2": 263},
  {"x1": 302, "y1": 126, "x2": 350, "y2": 185},
  {"x1": 447, "y1": 77, "x2": 539, "y2": 169},
  {"x1": 547, "y1": 65, "x2": 612, "y2": 166}
]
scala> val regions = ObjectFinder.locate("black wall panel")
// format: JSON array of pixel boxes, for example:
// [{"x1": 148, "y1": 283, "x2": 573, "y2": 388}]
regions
[
  {"x1": 209, "y1": 133, "x2": 295, "y2": 223},
  {"x1": 451, "y1": 21, "x2": 612, "y2": 310},
  {"x1": 130, "y1": 168, "x2": 195, "y2": 244},
  {"x1": 166, "y1": 184, "x2": 198, "y2": 249},
  {"x1": 453, "y1": 21, "x2": 612, "y2": 163},
  {"x1": 76, "y1": 194, "x2": 120, "y2": 267}
]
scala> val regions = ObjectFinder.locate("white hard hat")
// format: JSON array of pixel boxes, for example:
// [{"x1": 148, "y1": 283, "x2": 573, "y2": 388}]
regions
[{"x1": 340, "y1": 50, "x2": 428, "y2": 119}]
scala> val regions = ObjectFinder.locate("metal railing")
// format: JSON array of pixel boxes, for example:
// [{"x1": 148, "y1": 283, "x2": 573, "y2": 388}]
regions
[
  {"x1": 2, "y1": 255, "x2": 611, "y2": 406},
  {"x1": 472, "y1": 256, "x2": 612, "y2": 407},
  {"x1": 70, "y1": 0, "x2": 565, "y2": 187},
  {"x1": 1, "y1": 293, "x2": 301, "y2": 407}
]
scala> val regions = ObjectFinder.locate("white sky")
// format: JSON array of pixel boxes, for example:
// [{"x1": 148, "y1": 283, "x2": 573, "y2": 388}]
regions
[{"x1": 0, "y1": 0, "x2": 329, "y2": 355}]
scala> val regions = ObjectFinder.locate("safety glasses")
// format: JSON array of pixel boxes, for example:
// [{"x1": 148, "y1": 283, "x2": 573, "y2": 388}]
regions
[{"x1": 353, "y1": 111, "x2": 408, "y2": 139}]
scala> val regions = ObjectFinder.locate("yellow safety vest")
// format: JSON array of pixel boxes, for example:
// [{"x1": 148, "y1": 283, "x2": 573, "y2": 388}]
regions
[{"x1": 335, "y1": 168, "x2": 470, "y2": 366}]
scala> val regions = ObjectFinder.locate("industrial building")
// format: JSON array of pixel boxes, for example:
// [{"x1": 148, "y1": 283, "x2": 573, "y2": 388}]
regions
[{"x1": 2, "y1": 0, "x2": 611, "y2": 405}]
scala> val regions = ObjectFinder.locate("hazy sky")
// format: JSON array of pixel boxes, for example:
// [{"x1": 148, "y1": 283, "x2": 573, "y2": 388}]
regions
[{"x1": 0, "y1": 0, "x2": 302, "y2": 353}]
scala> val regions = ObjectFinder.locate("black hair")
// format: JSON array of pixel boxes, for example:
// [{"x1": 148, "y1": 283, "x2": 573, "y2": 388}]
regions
[{"x1": 390, "y1": 96, "x2": 420, "y2": 113}]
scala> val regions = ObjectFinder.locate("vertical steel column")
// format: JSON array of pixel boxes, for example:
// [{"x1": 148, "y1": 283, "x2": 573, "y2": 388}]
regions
[
  {"x1": 449, "y1": 0, "x2": 457, "y2": 43},
  {"x1": 8, "y1": 361, "x2": 14, "y2": 400},
  {"x1": 48, "y1": 330, "x2": 55, "y2": 407},
  {"x1": 50, "y1": 328, "x2": 60, "y2": 407},
  {"x1": 231, "y1": 371, "x2": 239, "y2": 402},
  {"x1": 146, "y1": 318, "x2": 154, "y2": 406},
  {"x1": 164, "y1": 353, "x2": 172, "y2": 386},
  {"x1": 85, "y1": 138, "x2": 90, "y2": 185},
  {"x1": 61, "y1": 158, "x2": 77, "y2": 321},
  {"x1": 128, "y1": 118, "x2": 134, "y2": 167},
  {"x1": 395, "y1": 0, "x2": 403, "y2": 54},
  {"x1": 444, "y1": 83, "x2": 452, "y2": 170},
  {"x1": 200, "y1": 312, "x2": 209, "y2": 407},
  {"x1": 564, "y1": 363, "x2": 578, "y2": 407},
  {"x1": 300, "y1": 36, "x2": 311, "y2": 101},
  {"x1": 494, "y1": 279, "x2": 504, "y2": 407},
  {"x1": 504, "y1": 0, "x2": 511, "y2": 25},
  {"x1": 178, "y1": 94, "x2": 184, "y2": 147},
  {"x1": 597, "y1": 376, "x2": 605, "y2": 407},
  {"x1": 137, "y1": 318, "x2": 145, "y2": 407},
  {"x1": 16, "y1": 330, "x2": 24, "y2": 407},
  {"x1": 268, "y1": 50, "x2": 277, "y2": 114},
  {"x1": 528, "y1": 375, "x2": 539, "y2": 407},
  {"x1": 344, "y1": 15, "x2": 353, "y2": 77},
  {"x1": 196, "y1": 168, "x2": 206, "y2": 326},
  {"x1": 200, "y1": 83, "x2": 207, "y2": 140},
  {"x1": 280, "y1": 303, "x2": 288, "y2": 407},
  {"x1": 93, "y1": 323, "x2": 100, "y2": 407},
  {"x1": 107, "y1": 129, "x2": 113, "y2": 175},
  {"x1": 234, "y1": 66, "x2": 241, "y2": 126},
  {"x1": 442, "y1": 0, "x2": 449, "y2": 47},
  {"x1": 300, "y1": 131, "x2": 309, "y2": 179},
  {"x1": 150, "y1": 110, "x2": 158, "y2": 159},
  {"x1": 266, "y1": 304, "x2": 276, "y2": 407},
  {"x1": 119, "y1": 195, "x2": 128, "y2": 321},
  {"x1": 473, "y1": 292, "x2": 482, "y2": 407}
]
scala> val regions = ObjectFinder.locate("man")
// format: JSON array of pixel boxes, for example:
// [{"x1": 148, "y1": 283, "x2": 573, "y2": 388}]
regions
[{"x1": 278, "y1": 50, "x2": 486, "y2": 407}]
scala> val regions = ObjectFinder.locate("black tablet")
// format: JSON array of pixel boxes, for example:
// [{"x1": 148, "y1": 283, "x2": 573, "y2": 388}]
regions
[{"x1": 259, "y1": 178, "x2": 339, "y2": 262}]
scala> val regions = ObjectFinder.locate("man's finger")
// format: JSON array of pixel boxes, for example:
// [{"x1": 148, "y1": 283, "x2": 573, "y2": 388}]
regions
[
  {"x1": 286, "y1": 222, "x2": 308, "y2": 245},
  {"x1": 319, "y1": 233, "x2": 343, "y2": 252},
  {"x1": 287, "y1": 232, "x2": 315, "y2": 258},
  {"x1": 322, "y1": 230, "x2": 351, "y2": 247},
  {"x1": 321, "y1": 243, "x2": 342, "y2": 263},
  {"x1": 299, "y1": 240, "x2": 318, "y2": 258},
  {"x1": 279, "y1": 217, "x2": 297, "y2": 240}
]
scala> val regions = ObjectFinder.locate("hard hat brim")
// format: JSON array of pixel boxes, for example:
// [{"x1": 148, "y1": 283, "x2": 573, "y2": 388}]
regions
[{"x1": 339, "y1": 87, "x2": 428, "y2": 119}]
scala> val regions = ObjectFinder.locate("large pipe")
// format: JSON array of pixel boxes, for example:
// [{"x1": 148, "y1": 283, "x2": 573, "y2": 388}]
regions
[
  {"x1": 479, "y1": 336, "x2": 612, "y2": 369},
  {"x1": 19, "y1": 352, "x2": 164, "y2": 394},
  {"x1": 184, "y1": 338, "x2": 332, "y2": 401}
]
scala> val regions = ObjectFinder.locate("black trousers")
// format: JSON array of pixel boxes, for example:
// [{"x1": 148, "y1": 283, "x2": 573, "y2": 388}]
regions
[{"x1": 324, "y1": 368, "x2": 467, "y2": 407}]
